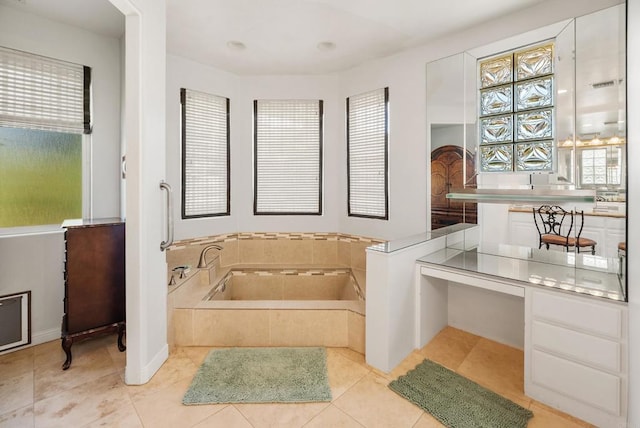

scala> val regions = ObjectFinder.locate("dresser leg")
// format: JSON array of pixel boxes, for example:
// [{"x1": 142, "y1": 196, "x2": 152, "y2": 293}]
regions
[
  {"x1": 61, "y1": 336, "x2": 73, "y2": 370},
  {"x1": 117, "y1": 322, "x2": 126, "y2": 352}
]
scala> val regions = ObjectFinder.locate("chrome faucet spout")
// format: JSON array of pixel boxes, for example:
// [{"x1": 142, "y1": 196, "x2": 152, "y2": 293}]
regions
[{"x1": 197, "y1": 244, "x2": 223, "y2": 268}]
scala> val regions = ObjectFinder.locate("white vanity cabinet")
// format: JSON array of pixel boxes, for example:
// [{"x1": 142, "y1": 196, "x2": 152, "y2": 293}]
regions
[{"x1": 525, "y1": 288, "x2": 628, "y2": 427}]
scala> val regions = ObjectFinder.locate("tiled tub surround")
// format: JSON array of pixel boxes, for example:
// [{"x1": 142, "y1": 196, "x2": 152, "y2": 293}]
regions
[{"x1": 166, "y1": 233, "x2": 380, "y2": 354}]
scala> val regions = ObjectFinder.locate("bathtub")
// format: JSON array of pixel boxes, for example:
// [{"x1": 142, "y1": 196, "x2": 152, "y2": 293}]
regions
[
  {"x1": 205, "y1": 267, "x2": 365, "y2": 302},
  {"x1": 169, "y1": 265, "x2": 366, "y2": 352}
]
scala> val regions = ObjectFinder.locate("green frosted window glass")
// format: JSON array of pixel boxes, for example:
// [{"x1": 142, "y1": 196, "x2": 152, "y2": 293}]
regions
[{"x1": 0, "y1": 127, "x2": 82, "y2": 227}]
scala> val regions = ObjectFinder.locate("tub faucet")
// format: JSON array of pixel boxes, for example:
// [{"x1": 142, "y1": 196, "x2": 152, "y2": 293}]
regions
[{"x1": 197, "y1": 244, "x2": 223, "y2": 268}]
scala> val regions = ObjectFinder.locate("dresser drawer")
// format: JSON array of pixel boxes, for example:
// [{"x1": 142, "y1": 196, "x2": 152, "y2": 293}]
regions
[
  {"x1": 531, "y1": 290, "x2": 623, "y2": 339},
  {"x1": 531, "y1": 350, "x2": 621, "y2": 415},
  {"x1": 532, "y1": 320, "x2": 621, "y2": 372}
]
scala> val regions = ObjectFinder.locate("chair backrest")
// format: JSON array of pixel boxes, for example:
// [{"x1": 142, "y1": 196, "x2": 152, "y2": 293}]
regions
[{"x1": 533, "y1": 205, "x2": 574, "y2": 238}]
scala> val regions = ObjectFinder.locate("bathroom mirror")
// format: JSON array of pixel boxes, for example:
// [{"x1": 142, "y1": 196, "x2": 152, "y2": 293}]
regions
[{"x1": 426, "y1": 3, "x2": 627, "y2": 299}]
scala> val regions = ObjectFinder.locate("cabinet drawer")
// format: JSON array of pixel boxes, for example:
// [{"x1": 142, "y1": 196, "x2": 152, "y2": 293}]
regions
[
  {"x1": 531, "y1": 350, "x2": 621, "y2": 415},
  {"x1": 531, "y1": 290, "x2": 622, "y2": 339},
  {"x1": 532, "y1": 320, "x2": 621, "y2": 372}
]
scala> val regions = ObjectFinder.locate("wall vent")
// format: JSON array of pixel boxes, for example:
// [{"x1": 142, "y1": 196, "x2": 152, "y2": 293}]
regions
[{"x1": 0, "y1": 291, "x2": 31, "y2": 352}]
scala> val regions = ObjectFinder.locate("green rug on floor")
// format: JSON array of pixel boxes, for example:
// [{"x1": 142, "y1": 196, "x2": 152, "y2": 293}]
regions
[
  {"x1": 182, "y1": 347, "x2": 332, "y2": 405},
  {"x1": 389, "y1": 359, "x2": 533, "y2": 428}
]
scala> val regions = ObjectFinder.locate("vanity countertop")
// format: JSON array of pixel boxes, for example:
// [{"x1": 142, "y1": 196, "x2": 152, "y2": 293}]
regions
[{"x1": 417, "y1": 243, "x2": 625, "y2": 302}]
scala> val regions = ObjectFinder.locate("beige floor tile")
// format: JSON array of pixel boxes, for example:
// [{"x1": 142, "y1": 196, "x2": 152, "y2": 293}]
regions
[
  {"x1": 303, "y1": 404, "x2": 364, "y2": 428},
  {"x1": 193, "y1": 405, "x2": 253, "y2": 428},
  {"x1": 380, "y1": 351, "x2": 426, "y2": 382},
  {"x1": 181, "y1": 346, "x2": 216, "y2": 366},
  {"x1": 33, "y1": 340, "x2": 67, "y2": 367},
  {"x1": 126, "y1": 351, "x2": 199, "y2": 401},
  {"x1": 456, "y1": 337, "x2": 526, "y2": 402},
  {"x1": 0, "y1": 405, "x2": 34, "y2": 428},
  {"x1": 0, "y1": 347, "x2": 34, "y2": 378},
  {"x1": 419, "y1": 326, "x2": 481, "y2": 371},
  {"x1": 105, "y1": 342, "x2": 127, "y2": 371},
  {"x1": 331, "y1": 348, "x2": 366, "y2": 366},
  {"x1": 528, "y1": 401, "x2": 594, "y2": 428},
  {"x1": 83, "y1": 401, "x2": 143, "y2": 427},
  {"x1": 0, "y1": 371, "x2": 33, "y2": 415},
  {"x1": 412, "y1": 412, "x2": 445, "y2": 428},
  {"x1": 235, "y1": 402, "x2": 330, "y2": 428},
  {"x1": 33, "y1": 373, "x2": 130, "y2": 428},
  {"x1": 326, "y1": 349, "x2": 370, "y2": 400},
  {"x1": 34, "y1": 346, "x2": 119, "y2": 402},
  {"x1": 333, "y1": 372, "x2": 422, "y2": 428},
  {"x1": 132, "y1": 377, "x2": 225, "y2": 428}
]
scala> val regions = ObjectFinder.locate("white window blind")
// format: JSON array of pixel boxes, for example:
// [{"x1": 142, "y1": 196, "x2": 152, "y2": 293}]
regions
[
  {"x1": 347, "y1": 87, "x2": 389, "y2": 219},
  {"x1": 181, "y1": 88, "x2": 230, "y2": 218},
  {"x1": 0, "y1": 46, "x2": 91, "y2": 134},
  {"x1": 254, "y1": 99, "x2": 323, "y2": 215}
]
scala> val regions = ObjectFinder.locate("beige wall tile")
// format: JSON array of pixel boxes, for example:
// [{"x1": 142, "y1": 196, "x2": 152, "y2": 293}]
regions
[
  {"x1": 347, "y1": 312, "x2": 366, "y2": 354},
  {"x1": 312, "y1": 240, "x2": 338, "y2": 265},
  {"x1": 337, "y1": 241, "x2": 351, "y2": 267},
  {"x1": 219, "y1": 239, "x2": 239, "y2": 266},
  {"x1": 351, "y1": 268, "x2": 366, "y2": 294},
  {"x1": 270, "y1": 310, "x2": 347, "y2": 347},
  {"x1": 264, "y1": 239, "x2": 314, "y2": 264},
  {"x1": 230, "y1": 276, "x2": 283, "y2": 300},
  {"x1": 349, "y1": 242, "x2": 369, "y2": 270},
  {"x1": 282, "y1": 276, "x2": 340, "y2": 300},
  {"x1": 239, "y1": 239, "x2": 266, "y2": 264},
  {"x1": 172, "y1": 309, "x2": 194, "y2": 347},
  {"x1": 192, "y1": 309, "x2": 270, "y2": 346}
]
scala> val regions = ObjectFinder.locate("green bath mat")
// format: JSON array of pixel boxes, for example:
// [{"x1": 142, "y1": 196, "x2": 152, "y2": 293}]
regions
[
  {"x1": 389, "y1": 359, "x2": 533, "y2": 428},
  {"x1": 183, "y1": 347, "x2": 332, "y2": 405}
]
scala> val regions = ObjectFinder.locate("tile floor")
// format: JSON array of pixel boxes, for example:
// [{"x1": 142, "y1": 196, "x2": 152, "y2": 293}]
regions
[{"x1": 0, "y1": 326, "x2": 593, "y2": 427}]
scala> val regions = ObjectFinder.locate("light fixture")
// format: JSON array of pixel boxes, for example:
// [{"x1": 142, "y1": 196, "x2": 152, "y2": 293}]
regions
[
  {"x1": 226, "y1": 40, "x2": 246, "y2": 51},
  {"x1": 557, "y1": 89, "x2": 568, "y2": 94},
  {"x1": 317, "y1": 41, "x2": 336, "y2": 52}
]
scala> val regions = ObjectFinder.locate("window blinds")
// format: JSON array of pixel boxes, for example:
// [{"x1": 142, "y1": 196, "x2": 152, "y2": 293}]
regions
[
  {"x1": 254, "y1": 99, "x2": 323, "y2": 215},
  {"x1": 0, "y1": 46, "x2": 91, "y2": 134},
  {"x1": 347, "y1": 87, "x2": 389, "y2": 219},
  {"x1": 181, "y1": 88, "x2": 230, "y2": 218}
]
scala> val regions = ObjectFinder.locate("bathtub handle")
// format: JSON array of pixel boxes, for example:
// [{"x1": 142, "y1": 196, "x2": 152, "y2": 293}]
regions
[{"x1": 160, "y1": 180, "x2": 174, "y2": 251}]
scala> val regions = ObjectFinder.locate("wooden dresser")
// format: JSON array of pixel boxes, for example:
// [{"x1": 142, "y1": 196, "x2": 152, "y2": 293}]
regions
[{"x1": 61, "y1": 218, "x2": 126, "y2": 370}]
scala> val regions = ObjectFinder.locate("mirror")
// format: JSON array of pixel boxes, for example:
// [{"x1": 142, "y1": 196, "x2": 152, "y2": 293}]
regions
[{"x1": 426, "y1": 4, "x2": 627, "y2": 300}]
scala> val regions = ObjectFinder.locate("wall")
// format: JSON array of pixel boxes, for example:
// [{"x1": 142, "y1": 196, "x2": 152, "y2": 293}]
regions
[
  {"x1": 166, "y1": 55, "x2": 342, "y2": 240},
  {"x1": 0, "y1": 6, "x2": 122, "y2": 346}
]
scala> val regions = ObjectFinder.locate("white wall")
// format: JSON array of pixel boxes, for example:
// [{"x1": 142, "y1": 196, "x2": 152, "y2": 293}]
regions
[{"x1": 0, "y1": 5, "x2": 122, "y2": 346}]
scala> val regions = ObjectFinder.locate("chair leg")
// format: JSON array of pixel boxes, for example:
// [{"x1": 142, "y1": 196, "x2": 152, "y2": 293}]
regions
[{"x1": 592, "y1": 246, "x2": 595, "y2": 255}]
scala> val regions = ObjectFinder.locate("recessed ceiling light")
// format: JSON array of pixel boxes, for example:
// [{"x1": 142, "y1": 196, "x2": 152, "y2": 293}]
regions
[
  {"x1": 226, "y1": 41, "x2": 246, "y2": 51},
  {"x1": 317, "y1": 41, "x2": 336, "y2": 52}
]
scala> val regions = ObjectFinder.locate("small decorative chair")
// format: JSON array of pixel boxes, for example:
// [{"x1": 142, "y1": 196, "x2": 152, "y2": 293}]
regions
[{"x1": 533, "y1": 205, "x2": 597, "y2": 255}]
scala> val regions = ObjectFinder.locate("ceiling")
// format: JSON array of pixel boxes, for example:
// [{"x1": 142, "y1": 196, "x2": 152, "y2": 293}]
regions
[{"x1": 0, "y1": 0, "x2": 547, "y2": 75}]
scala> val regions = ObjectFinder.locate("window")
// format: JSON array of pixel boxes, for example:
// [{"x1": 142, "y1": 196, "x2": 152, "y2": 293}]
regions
[
  {"x1": 0, "y1": 46, "x2": 91, "y2": 228},
  {"x1": 347, "y1": 87, "x2": 389, "y2": 219},
  {"x1": 580, "y1": 147, "x2": 622, "y2": 187},
  {"x1": 180, "y1": 88, "x2": 230, "y2": 218},
  {"x1": 254, "y1": 99, "x2": 323, "y2": 215},
  {"x1": 478, "y1": 42, "x2": 554, "y2": 172}
]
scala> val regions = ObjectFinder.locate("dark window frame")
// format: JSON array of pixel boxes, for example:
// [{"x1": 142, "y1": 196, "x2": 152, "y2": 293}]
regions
[
  {"x1": 180, "y1": 88, "x2": 231, "y2": 219},
  {"x1": 347, "y1": 87, "x2": 389, "y2": 220},
  {"x1": 253, "y1": 99, "x2": 324, "y2": 216}
]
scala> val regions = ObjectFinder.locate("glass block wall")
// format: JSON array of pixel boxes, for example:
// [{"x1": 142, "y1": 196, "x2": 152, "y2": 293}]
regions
[{"x1": 478, "y1": 42, "x2": 555, "y2": 173}]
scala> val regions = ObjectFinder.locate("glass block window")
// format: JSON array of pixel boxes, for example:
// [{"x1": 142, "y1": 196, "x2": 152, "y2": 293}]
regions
[
  {"x1": 347, "y1": 87, "x2": 389, "y2": 219},
  {"x1": 580, "y1": 148, "x2": 621, "y2": 186},
  {"x1": 180, "y1": 88, "x2": 230, "y2": 218},
  {"x1": 254, "y1": 99, "x2": 323, "y2": 215},
  {"x1": 478, "y1": 42, "x2": 554, "y2": 172}
]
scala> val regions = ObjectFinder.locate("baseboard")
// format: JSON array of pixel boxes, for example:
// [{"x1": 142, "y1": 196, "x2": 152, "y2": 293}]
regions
[
  {"x1": 0, "y1": 327, "x2": 60, "y2": 356},
  {"x1": 125, "y1": 343, "x2": 169, "y2": 385}
]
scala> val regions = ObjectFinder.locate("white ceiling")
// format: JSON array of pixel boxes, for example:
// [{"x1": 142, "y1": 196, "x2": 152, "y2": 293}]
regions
[{"x1": 0, "y1": 0, "x2": 547, "y2": 75}]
